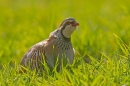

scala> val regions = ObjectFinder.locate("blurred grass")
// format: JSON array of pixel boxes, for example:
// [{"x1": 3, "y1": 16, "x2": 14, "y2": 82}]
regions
[{"x1": 0, "y1": 0, "x2": 130, "y2": 85}]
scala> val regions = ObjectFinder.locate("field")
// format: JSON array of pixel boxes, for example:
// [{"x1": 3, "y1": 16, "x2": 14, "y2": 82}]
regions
[{"x1": 0, "y1": 0, "x2": 130, "y2": 85}]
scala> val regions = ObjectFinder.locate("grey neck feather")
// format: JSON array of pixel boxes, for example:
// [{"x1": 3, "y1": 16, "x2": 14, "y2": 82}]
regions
[{"x1": 49, "y1": 28, "x2": 71, "y2": 42}]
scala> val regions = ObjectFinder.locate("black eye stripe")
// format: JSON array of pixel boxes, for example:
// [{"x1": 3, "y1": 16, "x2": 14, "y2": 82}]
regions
[
  {"x1": 70, "y1": 22, "x2": 73, "y2": 24},
  {"x1": 70, "y1": 21, "x2": 76, "y2": 23}
]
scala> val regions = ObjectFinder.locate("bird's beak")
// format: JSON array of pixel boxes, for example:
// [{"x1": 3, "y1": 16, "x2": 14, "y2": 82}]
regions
[{"x1": 72, "y1": 21, "x2": 79, "y2": 27}]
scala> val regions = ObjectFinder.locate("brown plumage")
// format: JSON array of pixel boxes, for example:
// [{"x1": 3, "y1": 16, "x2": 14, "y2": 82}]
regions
[{"x1": 19, "y1": 18, "x2": 79, "y2": 72}]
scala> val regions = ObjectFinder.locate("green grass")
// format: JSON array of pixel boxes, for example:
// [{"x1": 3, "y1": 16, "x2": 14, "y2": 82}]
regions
[{"x1": 0, "y1": 0, "x2": 130, "y2": 85}]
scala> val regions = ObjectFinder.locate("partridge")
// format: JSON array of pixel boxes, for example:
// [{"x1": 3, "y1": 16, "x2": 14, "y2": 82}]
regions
[{"x1": 20, "y1": 17, "x2": 79, "y2": 72}]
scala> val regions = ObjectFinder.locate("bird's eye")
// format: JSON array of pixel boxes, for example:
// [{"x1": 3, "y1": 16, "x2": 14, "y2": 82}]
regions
[
  {"x1": 66, "y1": 21, "x2": 76, "y2": 25},
  {"x1": 70, "y1": 21, "x2": 75, "y2": 24}
]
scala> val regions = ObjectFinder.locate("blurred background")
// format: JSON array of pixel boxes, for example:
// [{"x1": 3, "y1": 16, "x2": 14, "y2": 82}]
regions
[{"x1": 0, "y1": 0, "x2": 130, "y2": 65}]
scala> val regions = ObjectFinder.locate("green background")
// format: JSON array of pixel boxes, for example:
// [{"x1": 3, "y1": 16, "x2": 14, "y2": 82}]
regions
[{"x1": 0, "y1": 0, "x2": 130, "y2": 85}]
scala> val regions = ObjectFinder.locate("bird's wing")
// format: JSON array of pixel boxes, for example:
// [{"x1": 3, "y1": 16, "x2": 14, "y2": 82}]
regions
[{"x1": 20, "y1": 40, "x2": 47, "y2": 71}]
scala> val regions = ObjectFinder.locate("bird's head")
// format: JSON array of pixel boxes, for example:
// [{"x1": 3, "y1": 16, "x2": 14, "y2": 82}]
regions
[{"x1": 59, "y1": 18, "x2": 79, "y2": 39}]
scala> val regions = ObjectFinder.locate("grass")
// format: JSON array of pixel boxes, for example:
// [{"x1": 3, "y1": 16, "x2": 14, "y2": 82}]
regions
[{"x1": 0, "y1": 0, "x2": 130, "y2": 85}]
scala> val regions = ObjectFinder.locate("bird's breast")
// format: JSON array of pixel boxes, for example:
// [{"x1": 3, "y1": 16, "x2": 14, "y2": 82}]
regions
[{"x1": 44, "y1": 38, "x2": 74, "y2": 68}]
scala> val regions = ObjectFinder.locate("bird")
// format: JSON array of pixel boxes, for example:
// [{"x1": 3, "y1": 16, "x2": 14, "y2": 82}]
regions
[{"x1": 19, "y1": 17, "x2": 79, "y2": 73}]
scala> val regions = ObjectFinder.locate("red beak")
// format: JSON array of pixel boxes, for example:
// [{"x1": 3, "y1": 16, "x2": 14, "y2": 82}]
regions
[{"x1": 72, "y1": 21, "x2": 79, "y2": 27}]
